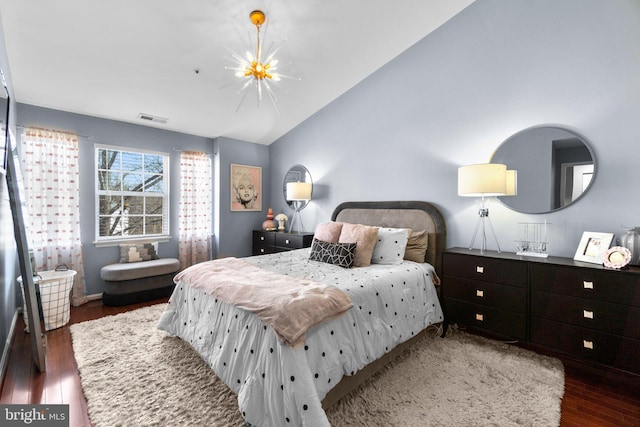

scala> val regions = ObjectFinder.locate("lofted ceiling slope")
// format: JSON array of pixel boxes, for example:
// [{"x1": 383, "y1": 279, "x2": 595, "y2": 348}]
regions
[{"x1": 0, "y1": 1, "x2": 474, "y2": 144}]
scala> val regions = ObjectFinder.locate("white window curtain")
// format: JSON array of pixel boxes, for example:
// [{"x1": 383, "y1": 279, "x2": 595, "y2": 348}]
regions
[
  {"x1": 179, "y1": 150, "x2": 212, "y2": 269},
  {"x1": 21, "y1": 127, "x2": 87, "y2": 306}
]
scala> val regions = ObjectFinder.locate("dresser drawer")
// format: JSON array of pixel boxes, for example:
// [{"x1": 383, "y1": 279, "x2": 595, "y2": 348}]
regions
[
  {"x1": 444, "y1": 298, "x2": 526, "y2": 340},
  {"x1": 617, "y1": 338, "x2": 640, "y2": 374},
  {"x1": 530, "y1": 318, "x2": 638, "y2": 371},
  {"x1": 532, "y1": 291, "x2": 640, "y2": 339},
  {"x1": 443, "y1": 253, "x2": 527, "y2": 287},
  {"x1": 531, "y1": 263, "x2": 640, "y2": 307},
  {"x1": 444, "y1": 276, "x2": 527, "y2": 314}
]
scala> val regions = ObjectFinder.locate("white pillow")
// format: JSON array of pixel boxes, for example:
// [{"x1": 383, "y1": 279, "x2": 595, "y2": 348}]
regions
[{"x1": 371, "y1": 227, "x2": 411, "y2": 265}]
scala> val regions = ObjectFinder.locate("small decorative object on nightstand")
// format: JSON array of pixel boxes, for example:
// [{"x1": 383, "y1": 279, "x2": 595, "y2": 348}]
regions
[
  {"x1": 262, "y1": 208, "x2": 276, "y2": 231},
  {"x1": 275, "y1": 213, "x2": 288, "y2": 231}
]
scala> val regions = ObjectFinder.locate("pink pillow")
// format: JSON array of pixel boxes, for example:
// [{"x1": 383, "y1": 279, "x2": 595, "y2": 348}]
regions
[
  {"x1": 338, "y1": 223, "x2": 379, "y2": 267},
  {"x1": 314, "y1": 222, "x2": 343, "y2": 243}
]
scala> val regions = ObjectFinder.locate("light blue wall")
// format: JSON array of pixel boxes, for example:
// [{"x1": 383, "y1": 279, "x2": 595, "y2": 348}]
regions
[
  {"x1": 268, "y1": 0, "x2": 640, "y2": 259},
  {"x1": 14, "y1": 105, "x2": 270, "y2": 296},
  {"x1": 15, "y1": 104, "x2": 216, "y2": 296},
  {"x1": 213, "y1": 136, "x2": 270, "y2": 259}
]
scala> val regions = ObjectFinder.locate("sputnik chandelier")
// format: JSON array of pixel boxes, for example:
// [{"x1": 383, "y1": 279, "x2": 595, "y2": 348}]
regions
[{"x1": 225, "y1": 10, "x2": 294, "y2": 115}]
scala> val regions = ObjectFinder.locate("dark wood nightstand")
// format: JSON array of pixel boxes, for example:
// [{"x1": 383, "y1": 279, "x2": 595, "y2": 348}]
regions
[{"x1": 252, "y1": 230, "x2": 314, "y2": 256}]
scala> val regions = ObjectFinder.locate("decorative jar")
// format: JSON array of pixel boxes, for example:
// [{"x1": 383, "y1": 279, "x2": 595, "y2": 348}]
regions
[
  {"x1": 262, "y1": 208, "x2": 276, "y2": 230},
  {"x1": 621, "y1": 227, "x2": 640, "y2": 265}
]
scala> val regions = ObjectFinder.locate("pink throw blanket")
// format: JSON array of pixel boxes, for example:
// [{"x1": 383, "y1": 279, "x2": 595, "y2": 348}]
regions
[{"x1": 173, "y1": 258, "x2": 353, "y2": 346}]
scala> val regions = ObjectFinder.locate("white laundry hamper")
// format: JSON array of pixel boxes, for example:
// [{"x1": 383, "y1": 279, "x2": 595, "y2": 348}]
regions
[{"x1": 19, "y1": 269, "x2": 77, "y2": 332}]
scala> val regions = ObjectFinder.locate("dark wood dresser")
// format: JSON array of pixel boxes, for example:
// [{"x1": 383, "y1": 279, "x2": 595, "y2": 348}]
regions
[
  {"x1": 443, "y1": 247, "x2": 640, "y2": 374},
  {"x1": 252, "y1": 230, "x2": 314, "y2": 256}
]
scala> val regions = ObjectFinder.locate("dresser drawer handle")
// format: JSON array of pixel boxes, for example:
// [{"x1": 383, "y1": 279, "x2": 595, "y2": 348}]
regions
[
  {"x1": 260, "y1": 248, "x2": 265, "y2": 253},
  {"x1": 583, "y1": 340, "x2": 594, "y2": 350},
  {"x1": 285, "y1": 239, "x2": 290, "y2": 244},
  {"x1": 583, "y1": 281, "x2": 594, "y2": 289},
  {"x1": 476, "y1": 290, "x2": 484, "y2": 298},
  {"x1": 476, "y1": 266, "x2": 484, "y2": 274},
  {"x1": 260, "y1": 236, "x2": 265, "y2": 241},
  {"x1": 583, "y1": 310, "x2": 594, "y2": 319},
  {"x1": 475, "y1": 313, "x2": 484, "y2": 322}
]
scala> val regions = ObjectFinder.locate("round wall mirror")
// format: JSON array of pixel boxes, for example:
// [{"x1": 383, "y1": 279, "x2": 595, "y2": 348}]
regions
[
  {"x1": 491, "y1": 126, "x2": 596, "y2": 214},
  {"x1": 283, "y1": 164, "x2": 313, "y2": 210}
]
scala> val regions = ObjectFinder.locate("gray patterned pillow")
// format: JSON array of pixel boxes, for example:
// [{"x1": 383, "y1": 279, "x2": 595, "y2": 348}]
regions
[
  {"x1": 119, "y1": 243, "x2": 159, "y2": 263},
  {"x1": 309, "y1": 238, "x2": 357, "y2": 268}
]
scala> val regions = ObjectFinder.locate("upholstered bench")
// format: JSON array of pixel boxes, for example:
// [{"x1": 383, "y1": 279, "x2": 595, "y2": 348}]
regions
[{"x1": 101, "y1": 258, "x2": 180, "y2": 306}]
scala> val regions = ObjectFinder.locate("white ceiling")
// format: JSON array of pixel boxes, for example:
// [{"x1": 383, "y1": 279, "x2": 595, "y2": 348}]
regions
[{"x1": 0, "y1": 0, "x2": 473, "y2": 144}]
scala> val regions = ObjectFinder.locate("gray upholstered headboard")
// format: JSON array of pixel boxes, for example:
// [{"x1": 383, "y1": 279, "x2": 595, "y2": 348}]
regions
[{"x1": 331, "y1": 201, "x2": 446, "y2": 275}]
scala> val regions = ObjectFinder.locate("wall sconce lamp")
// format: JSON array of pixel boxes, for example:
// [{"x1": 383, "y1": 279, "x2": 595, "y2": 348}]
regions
[
  {"x1": 458, "y1": 163, "x2": 517, "y2": 253},
  {"x1": 286, "y1": 182, "x2": 312, "y2": 233}
]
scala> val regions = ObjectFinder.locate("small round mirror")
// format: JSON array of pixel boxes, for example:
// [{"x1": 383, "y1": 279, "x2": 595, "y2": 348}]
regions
[
  {"x1": 491, "y1": 126, "x2": 596, "y2": 214},
  {"x1": 283, "y1": 165, "x2": 312, "y2": 210}
]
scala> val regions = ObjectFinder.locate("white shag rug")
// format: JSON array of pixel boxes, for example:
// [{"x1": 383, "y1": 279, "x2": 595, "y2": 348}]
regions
[{"x1": 70, "y1": 304, "x2": 564, "y2": 427}]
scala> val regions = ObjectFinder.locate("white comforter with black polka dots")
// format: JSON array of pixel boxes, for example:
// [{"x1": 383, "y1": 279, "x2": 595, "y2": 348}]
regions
[{"x1": 157, "y1": 248, "x2": 443, "y2": 427}]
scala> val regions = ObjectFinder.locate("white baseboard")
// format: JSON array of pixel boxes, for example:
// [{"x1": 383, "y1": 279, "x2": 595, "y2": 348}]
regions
[
  {"x1": 0, "y1": 309, "x2": 19, "y2": 388},
  {"x1": 86, "y1": 293, "x2": 103, "y2": 301}
]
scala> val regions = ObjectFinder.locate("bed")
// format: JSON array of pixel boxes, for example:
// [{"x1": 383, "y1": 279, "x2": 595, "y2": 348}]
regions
[{"x1": 157, "y1": 200, "x2": 446, "y2": 427}]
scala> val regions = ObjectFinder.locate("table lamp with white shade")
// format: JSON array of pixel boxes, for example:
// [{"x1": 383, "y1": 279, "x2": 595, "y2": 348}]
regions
[
  {"x1": 458, "y1": 163, "x2": 517, "y2": 253},
  {"x1": 286, "y1": 181, "x2": 312, "y2": 233}
]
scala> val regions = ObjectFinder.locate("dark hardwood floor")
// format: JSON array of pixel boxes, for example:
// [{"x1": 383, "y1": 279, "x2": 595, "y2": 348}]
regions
[{"x1": 1, "y1": 298, "x2": 639, "y2": 426}]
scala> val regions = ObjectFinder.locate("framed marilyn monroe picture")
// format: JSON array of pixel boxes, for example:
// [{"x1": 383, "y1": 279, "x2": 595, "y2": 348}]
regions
[{"x1": 230, "y1": 164, "x2": 261, "y2": 211}]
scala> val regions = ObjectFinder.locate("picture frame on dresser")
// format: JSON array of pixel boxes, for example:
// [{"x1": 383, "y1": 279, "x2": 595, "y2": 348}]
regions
[{"x1": 573, "y1": 231, "x2": 614, "y2": 264}]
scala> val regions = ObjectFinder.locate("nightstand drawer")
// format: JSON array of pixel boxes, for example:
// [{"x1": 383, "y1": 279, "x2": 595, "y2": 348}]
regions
[
  {"x1": 252, "y1": 230, "x2": 314, "y2": 255},
  {"x1": 252, "y1": 231, "x2": 276, "y2": 256},
  {"x1": 275, "y1": 233, "x2": 311, "y2": 250},
  {"x1": 444, "y1": 298, "x2": 526, "y2": 340},
  {"x1": 253, "y1": 230, "x2": 275, "y2": 246},
  {"x1": 532, "y1": 291, "x2": 640, "y2": 339},
  {"x1": 253, "y1": 243, "x2": 276, "y2": 256},
  {"x1": 444, "y1": 276, "x2": 526, "y2": 314},
  {"x1": 531, "y1": 264, "x2": 640, "y2": 307},
  {"x1": 443, "y1": 253, "x2": 527, "y2": 287}
]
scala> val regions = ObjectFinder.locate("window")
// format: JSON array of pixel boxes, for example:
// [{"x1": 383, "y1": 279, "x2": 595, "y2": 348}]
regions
[{"x1": 95, "y1": 145, "x2": 169, "y2": 243}]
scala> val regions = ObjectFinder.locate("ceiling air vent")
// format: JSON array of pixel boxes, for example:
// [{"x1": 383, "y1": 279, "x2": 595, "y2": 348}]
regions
[{"x1": 137, "y1": 113, "x2": 168, "y2": 124}]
